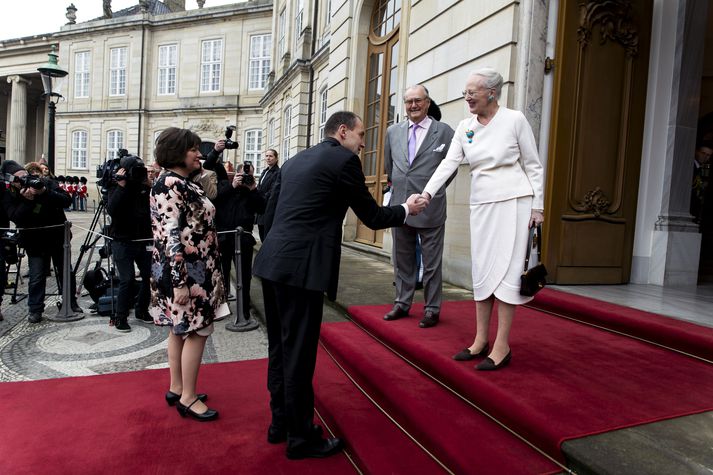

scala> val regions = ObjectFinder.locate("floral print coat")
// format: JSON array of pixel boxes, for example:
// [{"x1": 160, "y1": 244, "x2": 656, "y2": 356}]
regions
[{"x1": 149, "y1": 171, "x2": 227, "y2": 335}]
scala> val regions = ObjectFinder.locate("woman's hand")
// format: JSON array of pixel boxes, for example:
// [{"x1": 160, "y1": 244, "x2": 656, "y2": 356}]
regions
[
  {"x1": 529, "y1": 209, "x2": 544, "y2": 228},
  {"x1": 173, "y1": 285, "x2": 190, "y2": 305}
]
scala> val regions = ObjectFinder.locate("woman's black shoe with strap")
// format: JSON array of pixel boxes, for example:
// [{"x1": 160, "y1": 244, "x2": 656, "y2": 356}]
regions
[{"x1": 176, "y1": 397, "x2": 219, "y2": 421}]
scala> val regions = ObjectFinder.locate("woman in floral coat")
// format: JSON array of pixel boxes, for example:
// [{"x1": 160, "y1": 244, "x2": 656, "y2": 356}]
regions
[{"x1": 150, "y1": 127, "x2": 228, "y2": 422}]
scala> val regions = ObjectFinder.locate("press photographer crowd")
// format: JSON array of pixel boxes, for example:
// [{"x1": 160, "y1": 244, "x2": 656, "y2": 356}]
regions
[{"x1": 0, "y1": 123, "x2": 273, "y2": 331}]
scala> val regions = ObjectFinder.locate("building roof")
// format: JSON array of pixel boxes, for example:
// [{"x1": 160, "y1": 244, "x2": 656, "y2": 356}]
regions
[{"x1": 92, "y1": 0, "x2": 173, "y2": 21}]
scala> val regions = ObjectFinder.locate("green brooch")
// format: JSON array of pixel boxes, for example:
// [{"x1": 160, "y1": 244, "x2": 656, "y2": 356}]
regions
[{"x1": 465, "y1": 129, "x2": 475, "y2": 143}]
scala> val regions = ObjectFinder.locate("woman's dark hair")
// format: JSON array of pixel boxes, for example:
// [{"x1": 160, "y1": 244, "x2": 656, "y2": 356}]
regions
[
  {"x1": 266, "y1": 148, "x2": 279, "y2": 160},
  {"x1": 155, "y1": 127, "x2": 202, "y2": 168}
]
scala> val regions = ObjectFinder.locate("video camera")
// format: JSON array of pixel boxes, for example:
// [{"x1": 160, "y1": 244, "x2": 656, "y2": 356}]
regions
[
  {"x1": 96, "y1": 149, "x2": 147, "y2": 189},
  {"x1": 224, "y1": 126, "x2": 239, "y2": 150}
]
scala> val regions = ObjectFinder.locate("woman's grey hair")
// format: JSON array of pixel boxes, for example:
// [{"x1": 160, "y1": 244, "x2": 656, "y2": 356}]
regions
[{"x1": 470, "y1": 67, "x2": 503, "y2": 100}]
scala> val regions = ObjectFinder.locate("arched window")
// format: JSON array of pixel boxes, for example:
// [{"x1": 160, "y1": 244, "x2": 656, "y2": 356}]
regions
[
  {"x1": 244, "y1": 128, "x2": 263, "y2": 173},
  {"x1": 282, "y1": 105, "x2": 292, "y2": 160},
  {"x1": 357, "y1": 0, "x2": 401, "y2": 246},
  {"x1": 106, "y1": 130, "x2": 124, "y2": 161}
]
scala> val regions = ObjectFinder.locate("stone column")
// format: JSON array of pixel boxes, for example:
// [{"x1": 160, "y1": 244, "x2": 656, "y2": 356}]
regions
[
  {"x1": 649, "y1": 0, "x2": 708, "y2": 285},
  {"x1": 6, "y1": 75, "x2": 31, "y2": 164}
]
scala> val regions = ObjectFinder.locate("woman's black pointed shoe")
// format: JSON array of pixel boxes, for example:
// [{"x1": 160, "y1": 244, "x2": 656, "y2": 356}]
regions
[
  {"x1": 453, "y1": 343, "x2": 489, "y2": 361},
  {"x1": 165, "y1": 391, "x2": 207, "y2": 406},
  {"x1": 176, "y1": 397, "x2": 218, "y2": 421},
  {"x1": 476, "y1": 351, "x2": 512, "y2": 371}
]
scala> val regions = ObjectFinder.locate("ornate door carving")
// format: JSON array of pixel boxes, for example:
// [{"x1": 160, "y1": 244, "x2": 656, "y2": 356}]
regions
[{"x1": 544, "y1": 0, "x2": 652, "y2": 283}]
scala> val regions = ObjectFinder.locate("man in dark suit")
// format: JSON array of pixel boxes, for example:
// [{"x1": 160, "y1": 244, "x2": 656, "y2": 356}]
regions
[
  {"x1": 384, "y1": 85, "x2": 455, "y2": 328},
  {"x1": 256, "y1": 148, "x2": 280, "y2": 241},
  {"x1": 253, "y1": 111, "x2": 428, "y2": 459}
]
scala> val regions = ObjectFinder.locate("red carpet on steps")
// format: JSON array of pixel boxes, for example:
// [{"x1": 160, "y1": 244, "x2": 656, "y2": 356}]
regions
[
  {"x1": 346, "y1": 296, "x2": 713, "y2": 462},
  {"x1": 318, "y1": 323, "x2": 560, "y2": 475},
  {"x1": 0, "y1": 360, "x2": 355, "y2": 475}
]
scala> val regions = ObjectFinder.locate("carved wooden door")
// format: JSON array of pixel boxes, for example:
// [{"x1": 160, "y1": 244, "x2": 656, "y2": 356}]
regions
[{"x1": 543, "y1": 0, "x2": 652, "y2": 283}]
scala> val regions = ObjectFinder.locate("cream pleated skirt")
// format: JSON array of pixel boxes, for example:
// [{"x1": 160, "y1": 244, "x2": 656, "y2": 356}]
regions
[{"x1": 470, "y1": 196, "x2": 533, "y2": 305}]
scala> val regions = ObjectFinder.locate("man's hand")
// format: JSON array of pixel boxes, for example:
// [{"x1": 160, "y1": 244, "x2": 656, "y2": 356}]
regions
[
  {"x1": 20, "y1": 187, "x2": 44, "y2": 200},
  {"x1": 214, "y1": 140, "x2": 226, "y2": 154},
  {"x1": 173, "y1": 285, "x2": 189, "y2": 305},
  {"x1": 406, "y1": 193, "x2": 429, "y2": 215},
  {"x1": 116, "y1": 168, "x2": 127, "y2": 187},
  {"x1": 529, "y1": 210, "x2": 544, "y2": 228}
]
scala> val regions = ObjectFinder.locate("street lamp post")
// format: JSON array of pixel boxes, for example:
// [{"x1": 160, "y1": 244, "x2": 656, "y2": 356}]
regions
[{"x1": 37, "y1": 46, "x2": 68, "y2": 174}]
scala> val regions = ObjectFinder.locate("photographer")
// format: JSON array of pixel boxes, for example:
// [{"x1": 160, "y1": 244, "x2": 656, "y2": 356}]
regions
[
  {"x1": 0, "y1": 160, "x2": 81, "y2": 323},
  {"x1": 106, "y1": 156, "x2": 152, "y2": 332},
  {"x1": 212, "y1": 159, "x2": 265, "y2": 320}
]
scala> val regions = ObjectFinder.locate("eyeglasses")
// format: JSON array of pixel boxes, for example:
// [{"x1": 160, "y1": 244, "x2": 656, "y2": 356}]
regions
[
  {"x1": 461, "y1": 89, "x2": 489, "y2": 99},
  {"x1": 403, "y1": 97, "x2": 427, "y2": 105}
]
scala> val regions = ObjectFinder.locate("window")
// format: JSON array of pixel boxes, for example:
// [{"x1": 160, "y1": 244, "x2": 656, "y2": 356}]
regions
[
  {"x1": 71, "y1": 130, "x2": 88, "y2": 169},
  {"x1": 320, "y1": 0, "x2": 332, "y2": 47},
  {"x1": 74, "y1": 52, "x2": 90, "y2": 98},
  {"x1": 158, "y1": 44, "x2": 177, "y2": 95},
  {"x1": 319, "y1": 88, "x2": 328, "y2": 141},
  {"x1": 282, "y1": 106, "x2": 292, "y2": 160},
  {"x1": 325, "y1": 0, "x2": 332, "y2": 26},
  {"x1": 278, "y1": 9, "x2": 286, "y2": 58},
  {"x1": 295, "y1": 0, "x2": 304, "y2": 46},
  {"x1": 109, "y1": 47, "x2": 127, "y2": 96},
  {"x1": 244, "y1": 129, "x2": 263, "y2": 174},
  {"x1": 249, "y1": 35, "x2": 271, "y2": 90},
  {"x1": 106, "y1": 130, "x2": 124, "y2": 161},
  {"x1": 268, "y1": 118, "x2": 276, "y2": 146},
  {"x1": 200, "y1": 39, "x2": 223, "y2": 92}
]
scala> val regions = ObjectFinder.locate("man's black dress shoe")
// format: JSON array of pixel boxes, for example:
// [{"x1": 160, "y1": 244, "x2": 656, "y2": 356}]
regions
[
  {"x1": 419, "y1": 310, "x2": 439, "y2": 328},
  {"x1": 453, "y1": 343, "x2": 489, "y2": 361},
  {"x1": 176, "y1": 397, "x2": 218, "y2": 421},
  {"x1": 267, "y1": 423, "x2": 323, "y2": 444},
  {"x1": 476, "y1": 351, "x2": 512, "y2": 371},
  {"x1": 383, "y1": 306, "x2": 409, "y2": 321},
  {"x1": 286, "y1": 437, "x2": 343, "y2": 459},
  {"x1": 165, "y1": 391, "x2": 208, "y2": 406}
]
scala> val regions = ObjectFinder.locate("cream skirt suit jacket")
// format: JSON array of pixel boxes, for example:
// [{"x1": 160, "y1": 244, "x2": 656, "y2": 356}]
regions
[{"x1": 423, "y1": 107, "x2": 544, "y2": 304}]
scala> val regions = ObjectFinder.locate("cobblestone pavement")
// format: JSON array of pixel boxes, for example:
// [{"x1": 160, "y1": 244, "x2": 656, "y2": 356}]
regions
[{"x1": 0, "y1": 207, "x2": 268, "y2": 382}]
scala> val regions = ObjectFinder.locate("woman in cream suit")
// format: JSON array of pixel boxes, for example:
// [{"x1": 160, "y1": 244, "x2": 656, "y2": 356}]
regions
[{"x1": 422, "y1": 68, "x2": 544, "y2": 370}]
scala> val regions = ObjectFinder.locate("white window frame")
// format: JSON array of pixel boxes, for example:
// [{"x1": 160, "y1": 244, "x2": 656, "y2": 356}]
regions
[
  {"x1": 282, "y1": 106, "x2": 292, "y2": 160},
  {"x1": 71, "y1": 130, "x2": 88, "y2": 169},
  {"x1": 106, "y1": 130, "x2": 125, "y2": 161},
  {"x1": 319, "y1": 87, "x2": 328, "y2": 141},
  {"x1": 74, "y1": 51, "x2": 90, "y2": 98},
  {"x1": 158, "y1": 44, "x2": 177, "y2": 95},
  {"x1": 278, "y1": 9, "x2": 286, "y2": 58},
  {"x1": 294, "y1": 0, "x2": 304, "y2": 47},
  {"x1": 249, "y1": 34, "x2": 271, "y2": 90},
  {"x1": 268, "y1": 118, "x2": 276, "y2": 146},
  {"x1": 244, "y1": 129, "x2": 263, "y2": 174},
  {"x1": 200, "y1": 39, "x2": 223, "y2": 93},
  {"x1": 109, "y1": 47, "x2": 127, "y2": 96}
]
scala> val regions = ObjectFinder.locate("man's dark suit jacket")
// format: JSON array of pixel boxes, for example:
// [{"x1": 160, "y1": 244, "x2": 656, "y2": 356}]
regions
[
  {"x1": 253, "y1": 137, "x2": 406, "y2": 300},
  {"x1": 256, "y1": 164, "x2": 280, "y2": 227}
]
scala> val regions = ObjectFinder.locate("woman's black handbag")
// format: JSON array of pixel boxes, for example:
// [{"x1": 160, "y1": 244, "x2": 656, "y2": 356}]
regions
[{"x1": 520, "y1": 224, "x2": 547, "y2": 297}]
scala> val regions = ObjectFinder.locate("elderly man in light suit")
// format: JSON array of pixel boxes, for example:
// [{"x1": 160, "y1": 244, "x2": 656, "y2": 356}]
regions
[{"x1": 384, "y1": 85, "x2": 455, "y2": 328}]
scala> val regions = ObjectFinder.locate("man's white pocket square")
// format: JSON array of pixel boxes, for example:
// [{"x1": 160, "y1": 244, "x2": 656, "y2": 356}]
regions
[{"x1": 433, "y1": 144, "x2": 446, "y2": 152}]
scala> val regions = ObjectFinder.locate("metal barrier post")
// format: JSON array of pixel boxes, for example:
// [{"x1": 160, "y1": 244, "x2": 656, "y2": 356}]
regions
[
  {"x1": 48, "y1": 221, "x2": 84, "y2": 322},
  {"x1": 226, "y1": 226, "x2": 258, "y2": 332}
]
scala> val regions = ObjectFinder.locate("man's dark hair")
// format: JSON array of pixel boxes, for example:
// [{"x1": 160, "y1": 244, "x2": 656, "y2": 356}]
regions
[
  {"x1": 154, "y1": 127, "x2": 202, "y2": 168},
  {"x1": 324, "y1": 111, "x2": 361, "y2": 137}
]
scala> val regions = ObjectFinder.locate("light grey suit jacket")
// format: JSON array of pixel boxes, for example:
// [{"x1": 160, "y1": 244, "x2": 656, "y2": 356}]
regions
[{"x1": 384, "y1": 118, "x2": 455, "y2": 228}]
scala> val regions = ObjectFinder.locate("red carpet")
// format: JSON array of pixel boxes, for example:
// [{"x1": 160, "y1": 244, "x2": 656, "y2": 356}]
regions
[
  {"x1": 318, "y1": 324, "x2": 560, "y2": 474},
  {"x1": 0, "y1": 360, "x2": 355, "y2": 475},
  {"x1": 530, "y1": 288, "x2": 713, "y2": 360},
  {"x1": 346, "y1": 297, "x2": 713, "y2": 461}
]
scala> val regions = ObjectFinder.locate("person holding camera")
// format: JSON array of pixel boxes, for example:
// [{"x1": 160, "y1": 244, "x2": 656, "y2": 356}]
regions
[
  {"x1": 106, "y1": 156, "x2": 152, "y2": 332},
  {"x1": 1, "y1": 160, "x2": 82, "y2": 323},
  {"x1": 211, "y1": 160, "x2": 265, "y2": 320}
]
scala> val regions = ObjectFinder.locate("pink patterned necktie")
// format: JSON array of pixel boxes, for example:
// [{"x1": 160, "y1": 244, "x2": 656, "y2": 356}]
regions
[{"x1": 408, "y1": 124, "x2": 419, "y2": 165}]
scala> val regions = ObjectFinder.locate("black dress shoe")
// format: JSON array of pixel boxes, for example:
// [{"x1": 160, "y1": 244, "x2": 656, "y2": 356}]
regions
[
  {"x1": 453, "y1": 343, "x2": 489, "y2": 361},
  {"x1": 383, "y1": 306, "x2": 409, "y2": 321},
  {"x1": 267, "y1": 423, "x2": 324, "y2": 444},
  {"x1": 176, "y1": 397, "x2": 218, "y2": 421},
  {"x1": 419, "y1": 310, "x2": 440, "y2": 328},
  {"x1": 165, "y1": 391, "x2": 208, "y2": 406},
  {"x1": 286, "y1": 437, "x2": 343, "y2": 459},
  {"x1": 476, "y1": 351, "x2": 512, "y2": 371}
]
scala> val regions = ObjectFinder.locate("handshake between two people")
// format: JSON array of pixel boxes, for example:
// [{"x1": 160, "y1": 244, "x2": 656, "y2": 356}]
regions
[{"x1": 405, "y1": 192, "x2": 432, "y2": 216}]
